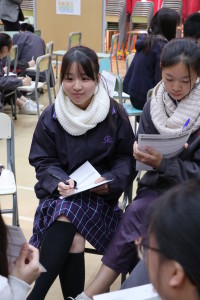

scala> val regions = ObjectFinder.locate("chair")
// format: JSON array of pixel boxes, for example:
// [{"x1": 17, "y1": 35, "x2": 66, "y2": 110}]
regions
[
  {"x1": 68, "y1": 31, "x2": 82, "y2": 48},
  {"x1": 0, "y1": 113, "x2": 19, "y2": 226},
  {"x1": 105, "y1": 0, "x2": 126, "y2": 54},
  {"x1": 97, "y1": 33, "x2": 120, "y2": 75},
  {"x1": 2, "y1": 45, "x2": 19, "y2": 120},
  {"x1": 46, "y1": 41, "x2": 56, "y2": 99},
  {"x1": 17, "y1": 53, "x2": 53, "y2": 118},
  {"x1": 161, "y1": 0, "x2": 182, "y2": 15},
  {"x1": 126, "y1": 52, "x2": 135, "y2": 71},
  {"x1": 53, "y1": 31, "x2": 82, "y2": 78},
  {"x1": 7, "y1": 45, "x2": 18, "y2": 75},
  {"x1": 99, "y1": 57, "x2": 111, "y2": 74},
  {"x1": 147, "y1": 88, "x2": 153, "y2": 100},
  {"x1": 114, "y1": 73, "x2": 142, "y2": 134},
  {"x1": 126, "y1": 1, "x2": 154, "y2": 54}
]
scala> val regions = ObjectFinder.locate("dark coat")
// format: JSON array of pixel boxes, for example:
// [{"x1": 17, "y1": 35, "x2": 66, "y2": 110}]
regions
[
  {"x1": 0, "y1": 58, "x2": 22, "y2": 110},
  {"x1": 29, "y1": 100, "x2": 137, "y2": 205},
  {"x1": 123, "y1": 34, "x2": 167, "y2": 110}
]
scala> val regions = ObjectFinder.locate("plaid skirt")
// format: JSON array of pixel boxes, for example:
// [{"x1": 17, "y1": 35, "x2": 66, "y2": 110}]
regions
[{"x1": 29, "y1": 191, "x2": 123, "y2": 254}]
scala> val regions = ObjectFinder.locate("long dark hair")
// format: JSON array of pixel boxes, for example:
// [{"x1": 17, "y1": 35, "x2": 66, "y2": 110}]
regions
[
  {"x1": 0, "y1": 212, "x2": 9, "y2": 277},
  {"x1": 0, "y1": 33, "x2": 12, "y2": 54},
  {"x1": 143, "y1": 7, "x2": 180, "y2": 53},
  {"x1": 60, "y1": 45, "x2": 126, "y2": 129},
  {"x1": 160, "y1": 38, "x2": 200, "y2": 88},
  {"x1": 149, "y1": 180, "x2": 200, "y2": 294}
]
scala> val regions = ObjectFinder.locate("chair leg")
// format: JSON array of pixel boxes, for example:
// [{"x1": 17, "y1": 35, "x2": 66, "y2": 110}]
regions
[
  {"x1": 12, "y1": 193, "x2": 19, "y2": 226},
  {"x1": 50, "y1": 66, "x2": 56, "y2": 99},
  {"x1": 35, "y1": 89, "x2": 40, "y2": 119},
  {"x1": 47, "y1": 83, "x2": 53, "y2": 105},
  {"x1": 116, "y1": 56, "x2": 119, "y2": 75},
  {"x1": 13, "y1": 93, "x2": 17, "y2": 120}
]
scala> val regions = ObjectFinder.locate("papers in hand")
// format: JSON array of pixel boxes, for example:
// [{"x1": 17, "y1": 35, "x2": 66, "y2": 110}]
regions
[
  {"x1": 6, "y1": 225, "x2": 46, "y2": 273},
  {"x1": 136, "y1": 131, "x2": 190, "y2": 171},
  {"x1": 62, "y1": 161, "x2": 112, "y2": 198},
  {"x1": 93, "y1": 283, "x2": 160, "y2": 300}
]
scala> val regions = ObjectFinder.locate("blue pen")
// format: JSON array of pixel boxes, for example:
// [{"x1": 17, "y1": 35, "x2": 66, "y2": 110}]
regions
[{"x1": 182, "y1": 118, "x2": 190, "y2": 132}]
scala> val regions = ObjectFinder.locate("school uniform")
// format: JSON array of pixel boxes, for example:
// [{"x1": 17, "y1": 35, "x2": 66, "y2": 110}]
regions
[
  {"x1": 29, "y1": 98, "x2": 136, "y2": 254},
  {"x1": 102, "y1": 82, "x2": 200, "y2": 274}
]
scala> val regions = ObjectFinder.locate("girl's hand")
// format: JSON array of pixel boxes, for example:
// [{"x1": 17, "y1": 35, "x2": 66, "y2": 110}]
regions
[
  {"x1": 133, "y1": 141, "x2": 163, "y2": 169},
  {"x1": 28, "y1": 59, "x2": 35, "y2": 67},
  {"x1": 90, "y1": 176, "x2": 109, "y2": 195},
  {"x1": 11, "y1": 243, "x2": 41, "y2": 285},
  {"x1": 22, "y1": 76, "x2": 32, "y2": 86},
  {"x1": 57, "y1": 178, "x2": 76, "y2": 197}
]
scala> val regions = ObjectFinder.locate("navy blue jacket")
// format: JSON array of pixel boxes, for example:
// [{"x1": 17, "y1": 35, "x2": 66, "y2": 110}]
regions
[
  {"x1": 13, "y1": 31, "x2": 46, "y2": 67},
  {"x1": 123, "y1": 34, "x2": 167, "y2": 110},
  {"x1": 29, "y1": 100, "x2": 137, "y2": 205}
]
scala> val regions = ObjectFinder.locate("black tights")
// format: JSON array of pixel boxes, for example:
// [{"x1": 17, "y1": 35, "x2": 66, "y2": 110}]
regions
[{"x1": 27, "y1": 221, "x2": 85, "y2": 300}]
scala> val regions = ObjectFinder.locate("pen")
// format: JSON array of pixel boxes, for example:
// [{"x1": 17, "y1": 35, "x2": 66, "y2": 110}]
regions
[
  {"x1": 182, "y1": 118, "x2": 190, "y2": 132},
  {"x1": 32, "y1": 56, "x2": 34, "y2": 60},
  {"x1": 48, "y1": 171, "x2": 77, "y2": 189}
]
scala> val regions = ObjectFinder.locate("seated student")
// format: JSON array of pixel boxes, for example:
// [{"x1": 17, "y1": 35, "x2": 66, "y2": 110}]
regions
[
  {"x1": 26, "y1": 45, "x2": 136, "y2": 300},
  {"x1": 12, "y1": 23, "x2": 46, "y2": 81},
  {"x1": 123, "y1": 7, "x2": 180, "y2": 110},
  {"x1": 184, "y1": 12, "x2": 200, "y2": 43},
  {"x1": 74, "y1": 38, "x2": 200, "y2": 300},
  {"x1": 141, "y1": 179, "x2": 200, "y2": 300},
  {"x1": 0, "y1": 33, "x2": 42, "y2": 115},
  {"x1": 0, "y1": 211, "x2": 41, "y2": 300}
]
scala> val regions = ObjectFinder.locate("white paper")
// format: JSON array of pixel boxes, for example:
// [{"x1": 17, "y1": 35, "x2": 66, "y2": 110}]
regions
[
  {"x1": 4, "y1": 72, "x2": 17, "y2": 77},
  {"x1": 101, "y1": 71, "x2": 116, "y2": 98},
  {"x1": 93, "y1": 284, "x2": 160, "y2": 300},
  {"x1": 62, "y1": 161, "x2": 112, "y2": 198},
  {"x1": 6, "y1": 225, "x2": 46, "y2": 273},
  {"x1": 136, "y1": 131, "x2": 190, "y2": 171}
]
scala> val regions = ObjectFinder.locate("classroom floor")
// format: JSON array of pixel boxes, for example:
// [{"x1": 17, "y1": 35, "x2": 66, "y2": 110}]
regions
[{"x1": 1, "y1": 59, "x2": 137, "y2": 299}]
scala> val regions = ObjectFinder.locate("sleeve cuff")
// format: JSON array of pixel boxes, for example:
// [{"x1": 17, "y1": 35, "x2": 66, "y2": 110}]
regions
[{"x1": 156, "y1": 158, "x2": 167, "y2": 174}]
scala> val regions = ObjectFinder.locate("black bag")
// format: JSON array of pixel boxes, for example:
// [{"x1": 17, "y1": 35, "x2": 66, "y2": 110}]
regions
[{"x1": 18, "y1": 7, "x2": 25, "y2": 21}]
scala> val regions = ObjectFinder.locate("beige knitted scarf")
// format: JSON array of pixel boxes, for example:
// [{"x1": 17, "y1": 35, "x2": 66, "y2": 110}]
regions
[
  {"x1": 150, "y1": 80, "x2": 200, "y2": 135},
  {"x1": 55, "y1": 83, "x2": 110, "y2": 136}
]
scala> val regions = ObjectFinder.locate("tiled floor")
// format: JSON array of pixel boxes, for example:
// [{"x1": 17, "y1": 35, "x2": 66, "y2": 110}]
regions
[{"x1": 1, "y1": 59, "x2": 137, "y2": 299}]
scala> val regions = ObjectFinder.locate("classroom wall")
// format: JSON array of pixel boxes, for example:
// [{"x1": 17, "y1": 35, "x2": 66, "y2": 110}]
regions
[{"x1": 36, "y1": 0, "x2": 103, "y2": 52}]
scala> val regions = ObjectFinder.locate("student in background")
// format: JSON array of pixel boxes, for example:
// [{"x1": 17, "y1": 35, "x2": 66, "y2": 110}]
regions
[
  {"x1": 0, "y1": 33, "x2": 42, "y2": 114},
  {"x1": 0, "y1": 212, "x2": 41, "y2": 300},
  {"x1": 184, "y1": 12, "x2": 200, "y2": 43},
  {"x1": 74, "y1": 38, "x2": 200, "y2": 300},
  {"x1": 123, "y1": 7, "x2": 180, "y2": 110},
  {"x1": 27, "y1": 45, "x2": 136, "y2": 299},
  {"x1": 143, "y1": 179, "x2": 200, "y2": 300},
  {"x1": 12, "y1": 23, "x2": 46, "y2": 81}
]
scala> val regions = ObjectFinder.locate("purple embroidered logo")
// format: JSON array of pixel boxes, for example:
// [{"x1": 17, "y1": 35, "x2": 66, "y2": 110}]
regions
[{"x1": 103, "y1": 135, "x2": 113, "y2": 144}]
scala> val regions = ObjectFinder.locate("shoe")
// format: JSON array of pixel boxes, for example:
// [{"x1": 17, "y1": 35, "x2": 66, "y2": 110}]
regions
[
  {"x1": 67, "y1": 292, "x2": 91, "y2": 300},
  {"x1": 19, "y1": 100, "x2": 38, "y2": 115},
  {"x1": 28, "y1": 99, "x2": 44, "y2": 110}
]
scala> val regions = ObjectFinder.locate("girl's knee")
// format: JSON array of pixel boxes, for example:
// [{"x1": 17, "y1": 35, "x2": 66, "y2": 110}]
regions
[
  {"x1": 57, "y1": 215, "x2": 70, "y2": 222},
  {"x1": 70, "y1": 233, "x2": 85, "y2": 253}
]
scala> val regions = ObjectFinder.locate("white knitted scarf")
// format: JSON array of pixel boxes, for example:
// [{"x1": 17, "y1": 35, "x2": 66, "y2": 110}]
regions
[
  {"x1": 150, "y1": 80, "x2": 200, "y2": 134},
  {"x1": 55, "y1": 83, "x2": 110, "y2": 136}
]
